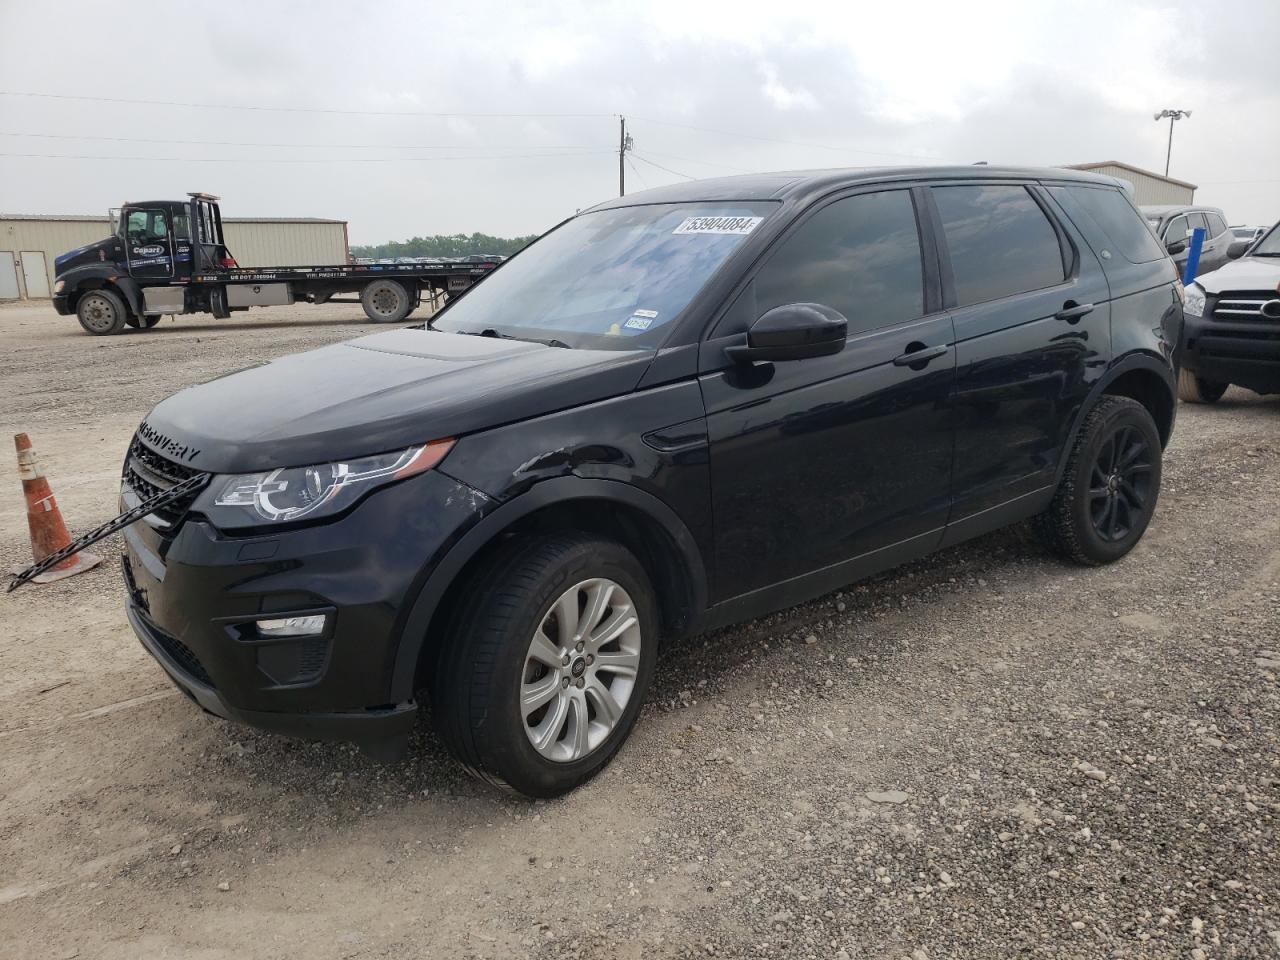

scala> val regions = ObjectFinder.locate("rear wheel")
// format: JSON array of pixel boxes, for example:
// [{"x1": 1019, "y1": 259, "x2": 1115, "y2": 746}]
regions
[
  {"x1": 1177, "y1": 368, "x2": 1228, "y2": 404},
  {"x1": 360, "y1": 279, "x2": 413, "y2": 323},
  {"x1": 75, "y1": 290, "x2": 128, "y2": 335},
  {"x1": 1037, "y1": 396, "x2": 1162, "y2": 566},
  {"x1": 430, "y1": 534, "x2": 658, "y2": 797}
]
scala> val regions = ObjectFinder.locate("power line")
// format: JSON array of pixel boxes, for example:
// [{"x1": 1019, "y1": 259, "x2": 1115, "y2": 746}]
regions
[
  {"x1": 637, "y1": 148, "x2": 758, "y2": 174},
  {"x1": 0, "y1": 150, "x2": 614, "y2": 164},
  {"x1": 0, "y1": 130, "x2": 609, "y2": 151},
  {"x1": 630, "y1": 115, "x2": 939, "y2": 162},
  {"x1": 625, "y1": 156, "x2": 649, "y2": 190},
  {"x1": 0, "y1": 90, "x2": 613, "y2": 119},
  {"x1": 630, "y1": 153, "x2": 696, "y2": 180}
]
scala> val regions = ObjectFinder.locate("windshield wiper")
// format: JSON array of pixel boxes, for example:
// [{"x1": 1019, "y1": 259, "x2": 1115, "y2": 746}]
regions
[{"x1": 458, "y1": 328, "x2": 571, "y2": 348}]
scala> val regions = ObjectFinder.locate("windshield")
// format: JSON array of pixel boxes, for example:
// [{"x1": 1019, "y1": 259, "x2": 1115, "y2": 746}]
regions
[
  {"x1": 1251, "y1": 224, "x2": 1280, "y2": 256},
  {"x1": 432, "y1": 201, "x2": 777, "y2": 349}
]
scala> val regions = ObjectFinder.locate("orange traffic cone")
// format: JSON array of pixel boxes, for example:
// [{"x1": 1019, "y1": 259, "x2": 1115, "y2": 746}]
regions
[{"x1": 12, "y1": 433, "x2": 102, "y2": 584}]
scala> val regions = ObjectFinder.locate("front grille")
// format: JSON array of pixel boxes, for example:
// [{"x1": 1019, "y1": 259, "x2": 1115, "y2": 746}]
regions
[
  {"x1": 151, "y1": 625, "x2": 215, "y2": 688},
  {"x1": 1212, "y1": 291, "x2": 1280, "y2": 321},
  {"x1": 123, "y1": 435, "x2": 207, "y2": 527}
]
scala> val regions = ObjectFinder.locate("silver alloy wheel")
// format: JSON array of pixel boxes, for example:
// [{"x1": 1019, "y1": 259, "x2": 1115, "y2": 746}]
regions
[
  {"x1": 520, "y1": 577, "x2": 642, "y2": 763},
  {"x1": 79, "y1": 293, "x2": 118, "y2": 332}
]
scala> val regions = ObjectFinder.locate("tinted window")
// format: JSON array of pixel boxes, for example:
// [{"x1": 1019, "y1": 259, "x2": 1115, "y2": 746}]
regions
[
  {"x1": 932, "y1": 185, "x2": 1065, "y2": 306},
  {"x1": 1048, "y1": 185, "x2": 1165, "y2": 264},
  {"x1": 753, "y1": 190, "x2": 923, "y2": 336}
]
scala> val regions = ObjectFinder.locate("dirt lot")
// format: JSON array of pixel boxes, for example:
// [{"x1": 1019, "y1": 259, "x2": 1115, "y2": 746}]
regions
[{"x1": 0, "y1": 299, "x2": 1277, "y2": 960}]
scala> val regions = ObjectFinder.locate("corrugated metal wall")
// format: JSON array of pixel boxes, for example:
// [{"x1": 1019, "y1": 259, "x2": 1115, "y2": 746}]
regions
[
  {"x1": 1081, "y1": 165, "x2": 1195, "y2": 206},
  {"x1": 0, "y1": 216, "x2": 348, "y2": 298},
  {"x1": 222, "y1": 221, "x2": 348, "y2": 269}
]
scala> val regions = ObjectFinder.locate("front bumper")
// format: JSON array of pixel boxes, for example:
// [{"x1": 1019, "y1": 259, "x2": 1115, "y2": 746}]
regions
[
  {"x1": 53, "y1": 292, "x2": 72, "y2": 315},
  {"x1": 1182, "y1": 314, "x2": 1280, "y2": 395},
  {"x1": 121, "y1": 468, "x2": 492, "y2": 755}
]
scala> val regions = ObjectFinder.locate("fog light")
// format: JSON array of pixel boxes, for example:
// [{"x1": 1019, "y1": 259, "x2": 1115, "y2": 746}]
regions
[{"x1": 255, "y1": 614, "x2": 327, "y2": 638}]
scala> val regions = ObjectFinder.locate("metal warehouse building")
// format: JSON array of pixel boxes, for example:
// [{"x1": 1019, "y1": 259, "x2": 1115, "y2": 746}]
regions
[
  {"x1": 0, "y1": 214, "x2": 349, "y2": 300},
  {"x1": 1067, "y1": 161, "x2": 1196, "y2": 206}
]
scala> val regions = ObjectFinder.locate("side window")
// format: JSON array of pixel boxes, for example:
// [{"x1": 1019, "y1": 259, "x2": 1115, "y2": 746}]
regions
[
  {"x1": 753, "y1": 190, "x2": 924, "y2": 337},
  {"x1": 1048, "y1": 185, "x2": 1165, "y2": 264},
  {"x1": 1186, "y1": 212, "x2": 1209, "y2": 237},
  {"x1": 1164, "y1": 216, "x2": 1189, "y2": 245},
  {"x1": 1206, "y1": 213, "x2": 1228, "y2": 238},
  {"x1": 125, "y1": 210, "x2": 167, "y2": 244},
  {"x1": 932, "y1": 184, "x2": 1066, "y2": 306},
  {"x1": 173, "y1": 213, "x2": 192, "y2": 241}
]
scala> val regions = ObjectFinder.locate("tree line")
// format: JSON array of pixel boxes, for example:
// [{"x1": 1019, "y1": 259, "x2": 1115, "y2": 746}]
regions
[{"x1": 351, "y1": 232, "x2": 539, "y2": 260}]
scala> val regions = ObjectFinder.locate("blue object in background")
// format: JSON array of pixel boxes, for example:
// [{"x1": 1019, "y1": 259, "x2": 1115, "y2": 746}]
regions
[{"x1": 1182, "y1": 227, "x2": 1205, "y2": 284}]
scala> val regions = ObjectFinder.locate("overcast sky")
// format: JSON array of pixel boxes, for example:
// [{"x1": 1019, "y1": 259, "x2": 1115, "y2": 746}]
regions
[{"x1": 1, "y1": 0, "x2": 1277, "y2": 244}]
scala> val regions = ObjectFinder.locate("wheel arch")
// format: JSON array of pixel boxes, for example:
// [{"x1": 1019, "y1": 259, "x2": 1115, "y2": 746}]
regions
[
  {"x1": 389, "y1": 476, "x2": 709, "y2": 702},
  {"x1": 64, "y1": 268, "x2": 142, "y2": 318},
  {"x1": 1055, "y1": 352, "x2": 1176, "y2": 484}
]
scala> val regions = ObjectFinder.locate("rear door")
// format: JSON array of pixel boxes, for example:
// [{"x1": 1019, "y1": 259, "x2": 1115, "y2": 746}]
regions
[
  {"x1": 124, "y1": 208, "x2": 174, "y2": 280},
  {"x1": 926, "y1": 181, "x2": 1111, "y2": 538},
  {"x1": 701, "y1": 186, "x2": 956, "y2": 601}
]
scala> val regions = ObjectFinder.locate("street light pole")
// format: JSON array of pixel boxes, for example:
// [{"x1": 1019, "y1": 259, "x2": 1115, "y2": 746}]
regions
[{"x1": 1153, "y1": 109, "x2": 1191, "y2": 177}]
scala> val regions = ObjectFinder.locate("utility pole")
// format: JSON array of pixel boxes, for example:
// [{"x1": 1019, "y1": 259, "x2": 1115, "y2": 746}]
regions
[
  {"x1": 1153, "y1": 108, "x2": 1191, "y2": 177},
  {"x1": 618, "y1": 115, "x2": 633, "y2": 197}
]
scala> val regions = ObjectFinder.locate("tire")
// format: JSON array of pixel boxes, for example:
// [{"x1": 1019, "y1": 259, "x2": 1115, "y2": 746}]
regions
[
  {"x1": 1037, "y1": 396, "x2": 1162, "y2": 566},
  {"x1": 430, "y1": 533, "x2": 658, "y2": 798},
  {"x1": 1177, "y1": 368, "x2": 1228, "y2": 404},
  {"x1": 360, "y1": 279, "x2": 412, "y2": 323},
  {"x1": 75, "y1": 289, "x2": 129, "y2": 336},
  {"x1": 125, "y1": 314, "x2": 163, "y2": 330}
]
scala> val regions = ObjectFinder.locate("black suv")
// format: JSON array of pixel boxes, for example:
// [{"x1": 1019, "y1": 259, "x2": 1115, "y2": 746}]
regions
[{"x1": 122, "y1": 167, "x2": 1183, "y2": 796}]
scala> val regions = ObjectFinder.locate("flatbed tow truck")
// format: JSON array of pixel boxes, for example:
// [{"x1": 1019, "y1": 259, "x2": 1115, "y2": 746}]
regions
[{"x1": 52, "y1": 192, "x2": 501, "y2": 335}]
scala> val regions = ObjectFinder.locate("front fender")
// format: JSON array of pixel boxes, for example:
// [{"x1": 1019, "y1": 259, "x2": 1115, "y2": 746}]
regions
[
  {"x1": 387, "y1": 475, "x2": 709, "y2": 703},
  {"x1": 60, "y1": 264, "x2": 143, "y2": 317}
]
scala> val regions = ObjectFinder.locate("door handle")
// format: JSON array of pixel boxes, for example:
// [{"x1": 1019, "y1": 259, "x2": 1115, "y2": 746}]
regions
[
  {"x1": 892, "y1": 343, "x2": 949, "y2": 367},
  {"x1": 1055, "y1": 301, "x2": 1094, "y2": 324}
]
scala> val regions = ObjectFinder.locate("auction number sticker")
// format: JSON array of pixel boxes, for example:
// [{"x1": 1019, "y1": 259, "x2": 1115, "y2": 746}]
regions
[{"x1": 673, "y1": 216, "x2": 763, "y2": 235}]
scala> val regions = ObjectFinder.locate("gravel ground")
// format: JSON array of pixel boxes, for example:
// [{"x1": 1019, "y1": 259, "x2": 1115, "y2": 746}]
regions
[{"x1": 0, "y1": 300, "x2": 1277, "y2": 960}]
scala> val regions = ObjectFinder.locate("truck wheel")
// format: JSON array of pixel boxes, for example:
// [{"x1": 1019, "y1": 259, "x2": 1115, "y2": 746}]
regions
[
  {"x1": 1177, "y1": 368, "x2": 1228, "y2": 404},
  {"x1": 360, "y1": 279, "x2": 412, "y2": 323},
  {"x1": 1036, "y1": 396, "x2": 1162, "y2": 566},
  {"x1": 76, "y1": 290, "x2": 129, "y2": 336},
  {"x1": 430, "y1": 534, "x2": 658, "y2": 798}
]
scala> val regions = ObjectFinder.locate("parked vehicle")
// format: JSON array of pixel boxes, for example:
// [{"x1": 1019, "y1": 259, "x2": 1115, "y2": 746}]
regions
[
  {"x1": 52, "y1": 193, "x2": 499, "y2": 335},
  {"x1": 1178, "y1": 220, "x2": 1280, "y2": 402},
  {"x1": 121, "y1": 166, "x2": 1183, "y2": 796},
  {"x1": 1141, "y1": 204, "x2": 1234, "y2": 278},
  {"x1": 1230, "y1": 225, "x2": 1267, "y2": 246}
]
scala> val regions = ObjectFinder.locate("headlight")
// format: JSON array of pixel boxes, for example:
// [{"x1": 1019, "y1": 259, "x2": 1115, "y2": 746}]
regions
[
  {"x1": 1184, "y1": 283, "x2": 1206, "y2": 317},
  {"x1": 198, "y1": 439, "x2": 453, "y2": 526},
  {"x1": 53, "y1": 279, "x2": 65, "y2": 294}
]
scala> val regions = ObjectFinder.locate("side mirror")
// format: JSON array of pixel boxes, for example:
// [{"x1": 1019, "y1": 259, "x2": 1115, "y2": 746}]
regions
[
  {"x1": 1166, "y1": 239, "x2": 1187, "y2": 256},
  {"x1": 726, "y1": 303, "x2": 847, "y2": 363},
  {"x1": 1227, "y1": 239, "x2": 1251, "y2": 260}
]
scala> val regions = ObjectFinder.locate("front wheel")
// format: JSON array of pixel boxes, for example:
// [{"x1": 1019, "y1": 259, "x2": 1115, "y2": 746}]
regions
[
  {"x1": 1037, "y1": 396, "x2": 1162, "y2": 566},
  {"x1": 360, "y1": 279, "x2": 413, "y2": 323},
  {"x1": 430, "y1": 534, "x2": 658, "y2": 797},
  {"x1": 76, "y1": 290, "x2": 128, "y2": 335},
  {"x1": 1177, "y1": 368, "x2": 1228, "y2": 404}
]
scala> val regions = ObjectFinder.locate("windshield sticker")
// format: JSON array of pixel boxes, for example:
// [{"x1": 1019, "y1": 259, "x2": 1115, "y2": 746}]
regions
[
  {"x1": 673, "y1": 216, "x2": 763, "y2": 236},
  {"x1": 624, "y1": 315, "x2": 654, "y2": 330},
  {"x1": 631, "y1": 309, "x2": 658, "y2": 319}
]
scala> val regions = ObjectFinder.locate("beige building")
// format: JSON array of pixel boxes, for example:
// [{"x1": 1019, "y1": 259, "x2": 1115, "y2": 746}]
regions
[
  {"x1": 0, "y1": 213, "x2": 349, "y2": 299},
  {"x1": 1066, "y1": 161, "x2": 1196, "y2": 207}
]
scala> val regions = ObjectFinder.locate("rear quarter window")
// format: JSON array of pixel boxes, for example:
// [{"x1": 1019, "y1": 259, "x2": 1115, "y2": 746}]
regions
[{"x1": 1048, "y1": 185, "x2": 1166, "y2": 264}]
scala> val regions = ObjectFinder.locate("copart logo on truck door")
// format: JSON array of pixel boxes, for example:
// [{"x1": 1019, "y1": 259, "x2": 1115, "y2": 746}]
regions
[{"x1": 132, "y1": 245, "x2": 165, "y2": 257}]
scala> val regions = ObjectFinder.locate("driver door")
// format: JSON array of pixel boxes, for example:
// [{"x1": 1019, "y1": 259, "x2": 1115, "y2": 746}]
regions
[
  {"x1": 700, "y1": 187, "x2": 956, "y2": 602},
  {"x1": 124, "y1": 208, "x2": 174, "y2": 280}
]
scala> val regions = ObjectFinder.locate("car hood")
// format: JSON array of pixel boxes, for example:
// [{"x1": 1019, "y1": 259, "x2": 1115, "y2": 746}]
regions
[
  {"x1": 138, "y1": 328, "x2": 655, "y2": 473},
  {"x1": 1193, "y1": 256, "x2": 1280, "y2": 294}
]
